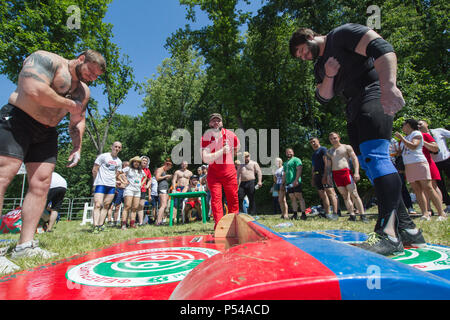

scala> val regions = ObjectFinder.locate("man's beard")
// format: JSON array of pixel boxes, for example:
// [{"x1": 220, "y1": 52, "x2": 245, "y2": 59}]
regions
[
  {"x1": 75, "y1": 64, "x2": 89, "y2": 83},
  {"x1": 307, "y1": 40, "x2": 320, "y2": 60}
]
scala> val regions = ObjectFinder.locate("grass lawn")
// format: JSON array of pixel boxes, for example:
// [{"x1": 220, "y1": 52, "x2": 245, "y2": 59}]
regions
[{"x1": 1, "y1": 207, "x2": 448, "y2": 275}]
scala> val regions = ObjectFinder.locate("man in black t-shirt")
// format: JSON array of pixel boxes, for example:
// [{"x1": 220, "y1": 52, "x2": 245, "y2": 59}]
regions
[
  {"x1": 289, "y1": 24, "x2": 425, "y2": 256},
  {"x1": 309, "y1": 137, "x2": 339, "y2": 220}
]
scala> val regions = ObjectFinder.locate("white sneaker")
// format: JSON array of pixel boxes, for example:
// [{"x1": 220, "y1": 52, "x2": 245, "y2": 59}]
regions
[
  {"x1": 11, "y1": 240, "x2": 58, "y2": 260},
  {"x1": 0, "y1": 256, "x2": 20, "y2": 274},
  {"x1": 437, "y1": 216, "x2": 448, "y2": 222},
  {"x1": 420, "y1": 215, "x2": 431, "y2": 221}
]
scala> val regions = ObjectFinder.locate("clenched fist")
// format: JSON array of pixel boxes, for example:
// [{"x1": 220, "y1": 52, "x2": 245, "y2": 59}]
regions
[
  {"x1": 324, "y1": 57, "x2": 341, "y2": 78},
  {"x1": 381, "y1": 85, "x2": 405, "y2": 116}
]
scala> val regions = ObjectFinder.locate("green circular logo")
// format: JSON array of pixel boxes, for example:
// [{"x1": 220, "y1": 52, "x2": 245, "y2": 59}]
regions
[
  {"x1": 66, "y1": 247, "x2": 220, "y2": 287},
  {"x1": 392, "y1": 245, "x2": 450, "y2": 271}
]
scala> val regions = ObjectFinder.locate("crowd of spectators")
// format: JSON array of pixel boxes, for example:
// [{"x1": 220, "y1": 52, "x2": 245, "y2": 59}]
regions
[{"x1": 34, "y1": 120, "x2": 450, "y2": 233}]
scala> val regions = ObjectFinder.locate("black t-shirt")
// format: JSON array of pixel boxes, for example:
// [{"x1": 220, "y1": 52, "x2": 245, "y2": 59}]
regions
[
  {"x1": 311, "y1": 146, "x2": 327, "y2": 174},
  {"x1": 314, "y1": 23, "x2": 381, "y2": 119}
]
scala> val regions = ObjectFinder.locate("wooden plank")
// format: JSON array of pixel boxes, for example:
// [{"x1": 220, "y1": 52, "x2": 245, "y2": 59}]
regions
[
  {"x1": 214, "y1": 213, "x2": 236, "y2": 238},
  {"x1": 214, "y1": 213, "x2": 265, "y2": 245}
]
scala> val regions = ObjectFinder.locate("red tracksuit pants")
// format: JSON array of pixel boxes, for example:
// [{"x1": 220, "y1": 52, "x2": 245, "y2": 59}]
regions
[{"x1": 207, "y1": 170, "x2": 239, "y2": 229}]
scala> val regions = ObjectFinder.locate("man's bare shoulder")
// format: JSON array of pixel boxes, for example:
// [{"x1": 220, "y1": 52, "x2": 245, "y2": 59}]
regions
[
  {"x1": 27, "y1": 50, "x2": 65, "y2": 61},
  {"x1": 249, "y1": 160, "x2": 259, "y2": 168},
  {"x1": 24, "y1": 50, "x2": 67, "y2": 70},
  {"x1": 33, "y1": 50, "x2": 63, "y2": 57},
  {"x1": 344, "y1": 144, "x2": 355, "y2": 153},
  {"x1": 21, "y1": 51, "x2": 65, "y2": 83}
]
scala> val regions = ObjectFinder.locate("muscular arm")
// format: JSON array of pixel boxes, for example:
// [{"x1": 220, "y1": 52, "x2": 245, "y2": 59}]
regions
[
  {"x1": 254, "y1": 162, "x2": 263, "y2": 185},
  {"x1": 355, "y1": 30, "x2": 404, "y2": 114},
  {"x1": 294, "y1": 165, "x2": 302, "y2": 185},
  {"x1": 67, "y1": 114, "x2": 85, "y2": 167},
  {"x1": 67, "y1": 84, "x2": 89, "y2": 167},
  {"x1": 347, "y1": 145, "x2": 360, "y2": 181},
  {"x1": 172, "y1": 171, "x2": 179, "y2": 189},
  {"x1": 354, "y1": 30, "x2": 398, "y2": 88},
  {"x1": 92, "y1": 164, "x2": 100, "y2": 181},
  {"x1": 322, "y1": 155, "x2": 331, "y2": 184}
]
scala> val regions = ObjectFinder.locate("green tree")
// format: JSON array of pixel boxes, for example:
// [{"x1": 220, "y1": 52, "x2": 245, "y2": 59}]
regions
[
  {"x1": 0, "y1": 0, "x2": 137, "y2": 199},
  {"x1": 140, "y1": 47, "x2": 208, "y2": 166},
  {"x1": 85, "y1": 40, "x2": 136, "y2": 155},
  {"x1": 174, "y1": 0, "x2": 253, "y2": 129},
  {"x1": 0, "y1": 0, "x2": 112, "y2": 82}
]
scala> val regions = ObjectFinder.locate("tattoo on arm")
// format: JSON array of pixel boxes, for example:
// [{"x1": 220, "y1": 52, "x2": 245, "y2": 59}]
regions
[
  {"x1": 19, "y1": 71, "x2": 48, "y2": 84},
  {"x1": 70, "y1": 86, "x2": 87, "y2": 105},
  {"x1": 22, "y1": 52, "x2": 58, "y2": 81},
  {"x1": 69, "y1": 124, "x2": 81, "y2": 147}
]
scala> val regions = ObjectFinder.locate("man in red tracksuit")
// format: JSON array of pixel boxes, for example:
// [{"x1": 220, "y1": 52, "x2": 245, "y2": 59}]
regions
[{"x1": 201, "y1": 113, "x2": 240, "y2": 229}]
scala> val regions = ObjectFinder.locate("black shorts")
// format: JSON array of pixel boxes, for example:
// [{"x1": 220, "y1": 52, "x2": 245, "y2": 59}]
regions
[
  {"x1": 287, "y1": 183, "x2": 302, "y2": 194},
  {"x1": 46, "y1": 187, "x2": 67, "y2": 211},
  {"x1": 0, "y1": 104, "x2": 58, "y2": 163},
  {"x1": 347, "y1": 98, "x2": 393, "y2": 155},
  {"x1": 112, "y1": 188, "x2": 125, "y2": 205},
  {"x1": 312, "y1": 172, "x2": 332, "y2": 190}
]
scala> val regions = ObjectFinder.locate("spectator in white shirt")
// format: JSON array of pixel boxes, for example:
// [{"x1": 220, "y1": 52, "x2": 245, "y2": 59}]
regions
[{"x1": 91, "y1": 142, "x2": 123, "y2": 233}]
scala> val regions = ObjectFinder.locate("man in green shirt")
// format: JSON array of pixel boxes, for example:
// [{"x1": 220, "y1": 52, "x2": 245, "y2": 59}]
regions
[{"x1": 282, "y1": 148, "x2": 307, "y2": 220}]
